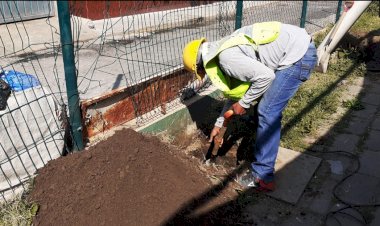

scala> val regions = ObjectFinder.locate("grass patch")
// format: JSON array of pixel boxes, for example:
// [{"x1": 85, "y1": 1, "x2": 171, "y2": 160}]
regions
[
  {"x1": 0, "y1": 197, "x2": 38, "y2": 226},
  {"x1": 312, "y1": 23, "x2": 334, "y2": 47},
  {"x1": 279, "y1": 2, "x2": 378, "y2": 150},
  {"x1": 280, "y1": 53, "x2": 365, "y2": 150},
  {"x1": 350, "y1": 1, "x2": 380, "y2": 33},
  {"x1": 0, "y1": 181, "x2": 37, "y2": 226}
]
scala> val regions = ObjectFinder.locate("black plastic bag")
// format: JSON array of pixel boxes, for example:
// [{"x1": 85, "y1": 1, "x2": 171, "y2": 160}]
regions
[{"x1": 0, "y1": 79, "x2": 11, "y2": 110}]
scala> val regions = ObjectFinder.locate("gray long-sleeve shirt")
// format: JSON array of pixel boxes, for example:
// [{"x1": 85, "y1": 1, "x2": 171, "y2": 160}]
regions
[{"x1": 212, "y1": 23, "x2": 311, "y2": 127}]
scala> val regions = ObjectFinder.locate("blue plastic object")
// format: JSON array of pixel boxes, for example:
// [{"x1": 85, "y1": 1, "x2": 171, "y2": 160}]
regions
[{"x1": 0, "y1": 70, "x2": 40, "y2": 92}]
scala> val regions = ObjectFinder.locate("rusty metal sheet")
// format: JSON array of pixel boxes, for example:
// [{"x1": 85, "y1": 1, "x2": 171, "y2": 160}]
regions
[{"x1": 81, "y1": 70, "x2": 192, "y2": 139}]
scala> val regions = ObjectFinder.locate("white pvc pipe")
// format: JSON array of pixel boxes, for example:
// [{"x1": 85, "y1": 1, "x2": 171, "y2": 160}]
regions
[{"x1": 316, "y1": 1, "x2": 372, "y2": 73}]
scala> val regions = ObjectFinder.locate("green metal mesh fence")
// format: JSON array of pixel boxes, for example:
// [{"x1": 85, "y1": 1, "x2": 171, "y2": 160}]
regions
[
  {"x1": 69, "y1": 1, "x2": 239, "y2": 127},
  {"x1": 0, "y1": 0, "x2": 341, "y2": 202},
  {"x1": 242, "y1": 1, "x2": 303, "y2": 26},
  {"x1": 305, "y1": 1, "x2": 340, "y2": 33},
  {"x1": 241, "y1": 1, "x2": 339, "y2": 33},
  {"x1": 0, "y1": 1, "x2": 66, "y2": 202}
]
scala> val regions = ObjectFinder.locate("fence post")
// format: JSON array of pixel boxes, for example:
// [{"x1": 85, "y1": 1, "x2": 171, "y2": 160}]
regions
[
  {"x1": 235, "y1": 0, "x2": 243, "y2": 30},
  {"x1": 57, "y1": 1, "x2": 84, "y2": 151},
  {"x1": 336, "y1": 0, "x2": 343, "y2": 22},
  {"x1": 300, "y1": 0, "x2": 308, "y2": 28}
]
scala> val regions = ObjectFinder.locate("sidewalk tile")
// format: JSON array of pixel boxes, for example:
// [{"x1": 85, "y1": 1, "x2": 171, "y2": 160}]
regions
[
  {"x1": 361, "y1": 93, "x2": 380, "y2": 106},
  {"x1": 269, "y1": 147, "x2": 321, "y2": 204},
  {"x1": 299, "y1": 177, "x2": 338, "y2": 215},
  {"x1": 363, "y1": 130, "x2": 380, "y2": 152},
  {"x1": 335, "y1": 173, "x2": 380, "y2": 205},
  {"x1": 367, "y1": 80, "x2": 380, "y2": 95},
  {"x1": 358, "y1": 151, "x2": 380, "y2": 178},
  {"x1": 281, "y1": 213, "x2": 323, "y2": 226},
  {"x1": 342, "y1": 116, "x2": 370, "y2": 135},
  {"x1": 370, "y1": 117, "x2": 380, "y2": 131},
  {"x1": 326, "y1": 204, "x2": 365, "y2": 226},
  {"x1": 330, "y1": 134, "x2": 361, "y2": 154},
  {"x1": 370, "y1": 207, "x2": 380, "y2": 226},
  {"x1": 351, "y1": 105, "x2": 377, "y2": 119}
]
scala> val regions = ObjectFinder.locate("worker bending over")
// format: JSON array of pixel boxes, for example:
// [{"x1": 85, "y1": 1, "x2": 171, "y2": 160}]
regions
[{"x1": 182, "y1": 21, "x2": 317, "y2": 192}]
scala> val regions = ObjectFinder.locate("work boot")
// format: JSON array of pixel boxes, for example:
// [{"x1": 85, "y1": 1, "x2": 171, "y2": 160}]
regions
[{"x1": 236, "y1": 171, "x2": 275, "y2": 192}]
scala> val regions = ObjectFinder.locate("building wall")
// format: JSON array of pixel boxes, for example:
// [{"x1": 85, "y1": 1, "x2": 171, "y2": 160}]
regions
[{"x1": 69, "y1": 1, "x2": 218, "y2": 20}]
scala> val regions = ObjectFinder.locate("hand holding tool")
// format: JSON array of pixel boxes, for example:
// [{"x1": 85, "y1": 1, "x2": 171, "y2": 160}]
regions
[{"x1": 211, "y1": 109, "x2": 234, "y2": 157}]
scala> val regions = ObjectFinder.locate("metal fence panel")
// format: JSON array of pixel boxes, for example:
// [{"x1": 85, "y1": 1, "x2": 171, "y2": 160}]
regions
[
  {"x1": 71, "y1": 1, "x2": 239, "y2": 133},
  {"x1": 242, "y1": 1, "x2": 338, "y2": 34},
  {"x1": 242, "y1": 1, "x2": 303, "y2": 27},
  {"x1": 305, "y1": 1, "x2": 340, "y2": 33},
  {"x1": 0, "y1": 1, "x2": 55, "y2": 24},
  {"x1": 0, "y1": 0, "x2": 65, "y2": 202}
]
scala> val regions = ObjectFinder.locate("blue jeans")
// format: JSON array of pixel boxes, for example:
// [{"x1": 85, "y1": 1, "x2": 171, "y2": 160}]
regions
[{"x1": 251, "y1": 42, "x2": 317, "y2": 182}]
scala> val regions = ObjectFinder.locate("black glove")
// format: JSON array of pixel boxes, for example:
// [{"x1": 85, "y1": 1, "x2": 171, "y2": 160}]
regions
[{"x1": 0, "y1": 78, "x2": 11, "y2": 110}]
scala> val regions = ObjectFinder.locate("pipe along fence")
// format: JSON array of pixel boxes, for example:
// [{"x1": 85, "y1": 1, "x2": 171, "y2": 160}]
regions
[{"x1": 0, "y1": 0, "x2": 341, "y2": 202}]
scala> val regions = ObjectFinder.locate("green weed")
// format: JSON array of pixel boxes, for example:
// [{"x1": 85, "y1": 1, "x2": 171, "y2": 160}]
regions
[{"x1": 342, "y1": 98, "x2": 365, "y2": 111}]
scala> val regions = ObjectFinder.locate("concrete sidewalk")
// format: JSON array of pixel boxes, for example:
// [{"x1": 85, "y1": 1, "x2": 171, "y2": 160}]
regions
[
  {"x1": 226, "y1": 71, "x2": 380, "y2": 225},
  {"x1": 283, "y1": 70, "x2": 380, "y2": 225}
]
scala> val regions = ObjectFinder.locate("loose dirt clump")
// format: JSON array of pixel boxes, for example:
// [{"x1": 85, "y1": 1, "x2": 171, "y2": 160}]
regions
[{"x1": 28, "y1": 129, "x2": 239, "y2": 226}]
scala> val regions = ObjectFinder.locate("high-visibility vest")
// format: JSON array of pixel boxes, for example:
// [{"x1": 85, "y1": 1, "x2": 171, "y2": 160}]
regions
[{"x1": 203, "y1": 21, "x2": 281, "y2": 100}]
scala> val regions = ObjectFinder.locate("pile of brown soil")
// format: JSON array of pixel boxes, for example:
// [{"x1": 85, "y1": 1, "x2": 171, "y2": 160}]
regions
[{"x1": 28, "y1": 129, "x2": 240, "y2": 226}]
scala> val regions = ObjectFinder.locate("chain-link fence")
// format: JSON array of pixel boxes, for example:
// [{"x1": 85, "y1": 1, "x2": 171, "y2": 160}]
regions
[{"x1": 0, "y1": 0, "x2": 341, "y2": 202}]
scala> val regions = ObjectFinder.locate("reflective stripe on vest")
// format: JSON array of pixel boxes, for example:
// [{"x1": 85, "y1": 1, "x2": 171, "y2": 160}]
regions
[{"x1": 204, "y1": 21, "x2": 281, "y2": 100}]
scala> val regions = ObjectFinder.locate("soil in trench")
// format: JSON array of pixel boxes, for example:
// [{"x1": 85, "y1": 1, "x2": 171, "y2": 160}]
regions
[{"x1": 29, "y1": 128, "x2": 252, "y2": 226}]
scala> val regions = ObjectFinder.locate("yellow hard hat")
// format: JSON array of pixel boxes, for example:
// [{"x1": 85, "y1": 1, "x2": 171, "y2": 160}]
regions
[{"x1": 182, "y1": 38, "x2": 206, "y2": 80}]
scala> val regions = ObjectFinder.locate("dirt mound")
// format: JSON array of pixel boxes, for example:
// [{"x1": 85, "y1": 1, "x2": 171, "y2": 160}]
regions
[{"x1": 28, "y1": 129, "x2": 238, "y2": 226}]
